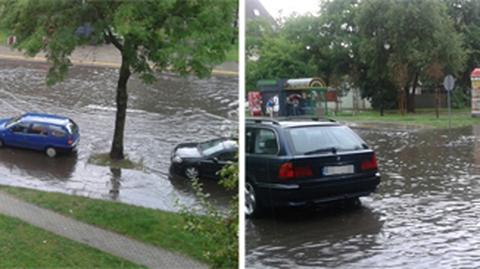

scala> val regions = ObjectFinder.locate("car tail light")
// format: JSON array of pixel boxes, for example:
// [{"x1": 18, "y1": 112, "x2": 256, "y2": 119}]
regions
[
  {"x1": 67, "y1": 137, "x2": 74, "y2": 145},
  {"x1": 279, "y1": 162, "x2": 313, "y2": 180},
  {"x1": 361, "y1": 153, "x2": 378, "y2": 171}
]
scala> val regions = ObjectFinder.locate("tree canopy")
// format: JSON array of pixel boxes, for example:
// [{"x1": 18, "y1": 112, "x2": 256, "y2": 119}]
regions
[
  {"x1": 1, "y1": 0, "x2": 236, "y2": 84},
  {"x1": 247, "y1": 0, "x2": 469, "y2": 114}
]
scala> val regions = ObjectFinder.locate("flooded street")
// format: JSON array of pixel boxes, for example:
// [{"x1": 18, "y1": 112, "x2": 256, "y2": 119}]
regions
[
  {"x1": 247, "y1": 125, "x2": 480, "y2": 268},
  {"x1": 0, "y1": 60, "x2": 237, "y2": 211}
]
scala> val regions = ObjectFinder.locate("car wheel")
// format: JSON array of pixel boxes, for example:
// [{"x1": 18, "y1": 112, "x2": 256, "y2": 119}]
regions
[
  {"x1": 45, "y1": 147, "x2": 57, "y2": 158},
  {"x1": 0, "y1": 139, "x2": 4, "y2": 148},
  {"x1": 184, "y1": 167, "x2": 199, "y2": 180},
  {"x1": 246, "y1": 182, "x2": 262, "y2": 218},
  {"x1": 344, "y1": 197, "x2": 361, "y2": 208}
]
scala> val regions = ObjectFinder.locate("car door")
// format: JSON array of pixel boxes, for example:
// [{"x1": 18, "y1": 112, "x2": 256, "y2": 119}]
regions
[
  {"x1": 25, "y1": 123, "x2": 49, "y2": 150},
  {"x1": 4, "y1": 122, "x2": 30, "y2": 148},
  {"x1": 200, "y1": 150, "x2": 237, "y2": 180},
  {"x1": 246, "y1": 126, "x2": 280, "y2": 184}
]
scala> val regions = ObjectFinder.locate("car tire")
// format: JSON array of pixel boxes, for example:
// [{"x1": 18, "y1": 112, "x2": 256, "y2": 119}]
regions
[
  {"x1": 45, "y1": 147, "x2": 57, "y2": 158},
  {"x1": 184, "y1": 167, "x2": 199, "y2": 180},
  {"x1": 0, "y1": 139, "x2": 4, "y2": 148},
  {"x1": 344, "y1": 197, "x2": 361, "y2": 208},
  {"x1": 245, "y1": 181, "x2": 263, "y2": 218}
]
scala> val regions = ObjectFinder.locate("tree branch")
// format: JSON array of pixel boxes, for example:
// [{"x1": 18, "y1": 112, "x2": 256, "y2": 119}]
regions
[{"x1": 107, "y1": 28, "x2": 123, "y2": 52}]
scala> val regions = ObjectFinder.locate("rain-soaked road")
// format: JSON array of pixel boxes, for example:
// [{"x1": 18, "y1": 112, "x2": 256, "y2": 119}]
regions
[
  {"x1": 0, "y1": 60, "x2": 237, "y2": 211},
  {"x1": 247, "y1": 125, "x2": 480, "y2": 269}
]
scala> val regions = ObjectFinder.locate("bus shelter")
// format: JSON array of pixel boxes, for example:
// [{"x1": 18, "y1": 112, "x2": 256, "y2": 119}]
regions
[{"x1": 257, "y1": 78, "x2": 329, "y2": 117}]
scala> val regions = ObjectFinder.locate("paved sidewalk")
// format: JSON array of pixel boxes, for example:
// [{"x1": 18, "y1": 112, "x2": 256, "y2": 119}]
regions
[
  {"x1": 0, "y1": 44, "x2": 238, "y2": 76},
  {"x1": 0, "y1": 191, "x2": 207, "y2": 269}
]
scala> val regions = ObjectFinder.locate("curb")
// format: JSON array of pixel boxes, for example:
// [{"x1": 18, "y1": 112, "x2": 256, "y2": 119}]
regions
[{"x1": 0, "y1": 53, "x2": 238, "y2": 77}]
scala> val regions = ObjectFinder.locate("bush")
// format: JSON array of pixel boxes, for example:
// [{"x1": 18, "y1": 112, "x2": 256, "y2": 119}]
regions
[
  {"x1": 179, "y1": 162, "x2": 238, "y2": 269},
  {"x1": 451, "y1": 87, "x2": 469, "y2": 109}
]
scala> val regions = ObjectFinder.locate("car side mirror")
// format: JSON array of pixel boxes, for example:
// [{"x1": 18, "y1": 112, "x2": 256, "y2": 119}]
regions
[{"x1": 212, "y1": 157, "x2": 219, "y2": 163}]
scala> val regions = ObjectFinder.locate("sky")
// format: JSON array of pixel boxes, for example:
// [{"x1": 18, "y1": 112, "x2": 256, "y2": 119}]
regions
[{"x1": 259, "y1": 0, "x2": 321, "y2": 19}]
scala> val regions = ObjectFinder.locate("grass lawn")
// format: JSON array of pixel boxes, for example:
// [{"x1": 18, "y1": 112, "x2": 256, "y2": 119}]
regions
[
  {"x1": 0, "y1": 186, "x2": 223, "y2": 267},
  {"x1": 225, "y1": 43, "x2": 238, "y2": 62},
  {"x1": 0, "y1": 28, "x2": 7, "y2": 44},
  {"x1": 0, "y1": 213, "x2": 142, "y2": 268},
  {"x1": 332, "y1": 108, "x2": 480, "y2": 129},
  {"x1": 88, "y1": 153, "x2": 144, "y2": 170}
]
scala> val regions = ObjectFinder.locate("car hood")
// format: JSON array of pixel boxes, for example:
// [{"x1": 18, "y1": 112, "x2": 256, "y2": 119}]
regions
[{"x1": 174, "y1": 143, "x2": 202, "y2": 158}]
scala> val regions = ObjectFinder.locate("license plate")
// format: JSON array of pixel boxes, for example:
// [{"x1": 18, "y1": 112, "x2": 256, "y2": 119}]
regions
[{"x1": 323, "y1": 165, "x2": 354, "y2": 176}]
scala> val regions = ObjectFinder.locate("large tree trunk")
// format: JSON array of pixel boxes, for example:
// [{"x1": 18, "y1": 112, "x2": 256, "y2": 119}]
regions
[
  {"x1": 407, "y1": 73, "x2": 419, "y2": 113},
  {"x1": 110, "y1": 55, "x2": 131, "y2": 160},
  {"x1": 399, "y1": 87, "x2": 407, "y2": 115}
]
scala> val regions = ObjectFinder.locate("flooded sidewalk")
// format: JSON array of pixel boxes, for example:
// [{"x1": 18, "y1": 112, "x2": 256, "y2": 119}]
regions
[
  {"x1": 247, "y1": 125, "x2": 480, "y2": 269},
  {"x1": 0, "y1": 59, "x2": 238, "y2": 212}
]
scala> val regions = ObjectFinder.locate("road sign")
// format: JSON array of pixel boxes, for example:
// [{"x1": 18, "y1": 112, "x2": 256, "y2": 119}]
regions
[
  {"x1": 443, "y1": 75, "x2": 455, "y2": 129},
  {"x1": 443, "y1": 75, "x2": 455, "y2": 91}
]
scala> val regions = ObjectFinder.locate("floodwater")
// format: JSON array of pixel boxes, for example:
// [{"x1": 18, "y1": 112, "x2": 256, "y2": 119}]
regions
[
  {"x1": 0, "y1": 60, "x2": 238, "y2": 211},
  {"x1": 247, "y1": 124, "x2": 480, "y2": 269}
]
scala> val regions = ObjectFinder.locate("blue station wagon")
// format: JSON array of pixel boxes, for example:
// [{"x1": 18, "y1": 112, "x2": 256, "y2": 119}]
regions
[{"x1": 0, "y1": 113, "x2": 80, "y2": 157}]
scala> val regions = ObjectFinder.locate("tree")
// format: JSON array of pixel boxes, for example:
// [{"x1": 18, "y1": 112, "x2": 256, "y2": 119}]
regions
[
  {"x1": 246, "y1": 18, "x2": 275, "y2": 59},
  {"x1": 356, "y1": 0, "x2": 465, "y2": 114},
  {"x1": 444, "y1": 0, "x2": 480, "y2": 91},
  {"x1": 246, "y1": 33, "x2": 318, "y2": 91},
  {"x1": 0, "y1": 0, "x2": 237, "y2": 160}
]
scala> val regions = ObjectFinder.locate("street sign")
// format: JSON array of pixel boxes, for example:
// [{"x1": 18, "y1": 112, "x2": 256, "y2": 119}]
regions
[
  {"x1": 443, "y1": 75, "x2": 455, "y2": 129},
  {"x1": 443, "y1": 75, "x2": 455, "y2": 91}
]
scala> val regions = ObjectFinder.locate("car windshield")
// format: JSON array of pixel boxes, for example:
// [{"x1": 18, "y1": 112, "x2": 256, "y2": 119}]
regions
[
  {"x1": 287, "y1": 125, "x2": 366, "y2": 155},
  {"x1": 198, "y1": 139, "x2": 237, "y2": 156},
  {"x1": 5, "y1": 115, "x2": 22, "y2": 128},
  {"x1": 66, "y1": 120, "x2": 79, "y2": 135}
]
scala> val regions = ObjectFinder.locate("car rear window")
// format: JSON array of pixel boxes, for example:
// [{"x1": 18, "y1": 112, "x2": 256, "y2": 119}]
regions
[
  {"x1": 199, "y1": 139, "x2": 237, "y2": 156},
  {"x1": 287, "y1": 125, "x2": 366, "y2": 155}
]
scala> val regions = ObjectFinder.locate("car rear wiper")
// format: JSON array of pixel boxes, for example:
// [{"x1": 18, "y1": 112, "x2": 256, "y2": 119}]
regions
[{"x1": 304, "y1": 147, "x2": 337, "y2": 155}]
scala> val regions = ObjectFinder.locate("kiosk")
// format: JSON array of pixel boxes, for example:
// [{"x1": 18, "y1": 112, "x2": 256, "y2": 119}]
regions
[
  {"x1": 257, "y1": 78, "x2": 330, "y2": 117},
  {"x1": 471, "y1": 68, "x2": 480, "y2": 117}
]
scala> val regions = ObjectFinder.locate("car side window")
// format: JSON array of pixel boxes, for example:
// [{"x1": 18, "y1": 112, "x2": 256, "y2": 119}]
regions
[
  {"x1": 254, "y1": 129, "x2": 278, "y2": 155},
  {"x1": 28, "y1": 123, "x2": 48, "y2": 136},
  {"x1": 49, "y1": 126, "x2": 66, "y2": 138},
  {"x1": 217, "y1": 151, "x2": 236, "y2": 162},
  {"x1": 10, "y1": 123, "x2": 29, "y2": 133}
]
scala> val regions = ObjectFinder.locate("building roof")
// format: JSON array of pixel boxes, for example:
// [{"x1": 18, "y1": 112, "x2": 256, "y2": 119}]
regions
[{"x1": 246, "y1": 0, "x2": 277, "y2": 26}]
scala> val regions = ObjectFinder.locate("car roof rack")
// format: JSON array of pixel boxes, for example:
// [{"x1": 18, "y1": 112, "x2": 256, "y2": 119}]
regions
[
  {"x1": 246, "y1": 116, "x2": 336, "y2": 124},
  {"x1": 274, "y1": 116, "x2": 336, "y2": 122},
  {"x1": 245, "y1": 117, "x2": 280, "y2": 125}
]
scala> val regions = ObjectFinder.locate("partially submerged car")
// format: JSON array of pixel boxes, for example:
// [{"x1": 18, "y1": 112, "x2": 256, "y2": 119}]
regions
[
  {"x1": 170, "y1": 137, "x2": 238, "y2": 180},
  {"x1": 245, "y1": 117, "x2": 380, "y2": 218},
  {"x1": 0, "y1": 113, "x2": 80, "y2": 157}
]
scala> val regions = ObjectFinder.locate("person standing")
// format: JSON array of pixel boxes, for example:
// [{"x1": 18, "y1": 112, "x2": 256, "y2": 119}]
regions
[
  {"x1": 272, "y1": 94, "x2": 279, "y2": 117},
  {"x1": 266, "y1": 97, "x2": 274, "y2": 118}
]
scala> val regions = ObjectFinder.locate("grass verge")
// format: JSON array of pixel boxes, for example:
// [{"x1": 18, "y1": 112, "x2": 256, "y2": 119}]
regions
[
  {"x1": 0, "y1": 28, "x2": 7, "y2": 44},
  {"x1": 0, "y1": 213, "x2": 142, "y2": 268},
  {"x1": 88, "y1": 153, "x2": 143, "y2": 170},
  {"x1": 0, "y1": 186, "x2": 221, "y2": 267},
  {"x1": 332, "y1": 108, "x2": 480, "y2": 129},
  {"x1": 225, "y1": 43, "x2": 238, "y2": 62}
]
